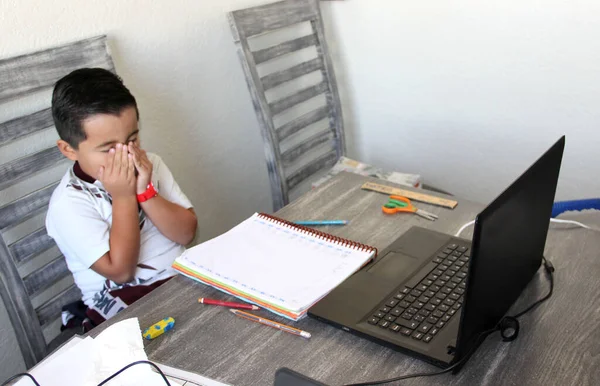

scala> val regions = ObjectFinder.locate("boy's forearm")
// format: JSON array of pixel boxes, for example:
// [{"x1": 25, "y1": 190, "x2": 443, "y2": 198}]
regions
[
  {"x1": 140, "y1": 195, "x2": 197, "y2": 245},
  {"x1": 108, "y1": 196, "x2": 141, "y2": 281}
]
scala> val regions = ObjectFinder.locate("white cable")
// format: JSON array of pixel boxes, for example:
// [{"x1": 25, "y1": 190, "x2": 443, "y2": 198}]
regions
[
  {"x1": 455, "y1": 220, "x2": 475, "y2": 237},
  {"x1": 549, "y1": 218, "x2": 592, "y2": 229},
  {"x1": 454, "y1": 217, "x2": 596, "y2": 237}
]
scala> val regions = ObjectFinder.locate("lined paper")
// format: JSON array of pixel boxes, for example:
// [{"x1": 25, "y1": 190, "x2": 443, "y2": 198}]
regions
[{"x1": 174, "y1": 213, "x2": 374, "y2": 319}]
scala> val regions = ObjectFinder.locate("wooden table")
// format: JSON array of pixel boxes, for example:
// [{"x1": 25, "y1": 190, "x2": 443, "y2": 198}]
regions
[{"x1": 88, "y1": 172, "x2": 600, "y2": 386}]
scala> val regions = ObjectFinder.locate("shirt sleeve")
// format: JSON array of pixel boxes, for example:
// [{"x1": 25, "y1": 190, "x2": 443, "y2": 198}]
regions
[
  {"x1": 149, "y1": 153, "x2": 193, "y2": 209},
  {"x1": 46, "y1": 194, "x2": 110, "y2": 269}
]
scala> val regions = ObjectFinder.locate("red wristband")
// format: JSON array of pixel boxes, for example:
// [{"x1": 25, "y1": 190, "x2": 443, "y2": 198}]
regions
[{"x1": 137, "y1": 182, "x2": 158, "y2": 203}]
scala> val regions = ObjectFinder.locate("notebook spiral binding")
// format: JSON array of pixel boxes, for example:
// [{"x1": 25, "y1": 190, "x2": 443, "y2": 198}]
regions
[{"x1": 258, "y1": 213, "x2": 378, "y2": 256}]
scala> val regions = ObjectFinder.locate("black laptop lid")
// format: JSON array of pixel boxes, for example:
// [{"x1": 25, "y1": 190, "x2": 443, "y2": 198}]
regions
[{"x1": 456, "y1": 136, "x2": 565, "y2": 360}]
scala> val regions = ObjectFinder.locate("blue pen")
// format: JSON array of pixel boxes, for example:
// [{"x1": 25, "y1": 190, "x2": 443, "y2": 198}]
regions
[{"x1": 294, "y1": 220, "x2": 348, "y2": 226}]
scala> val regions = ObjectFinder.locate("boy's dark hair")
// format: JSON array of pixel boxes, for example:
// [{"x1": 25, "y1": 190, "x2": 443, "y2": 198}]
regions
[{"x1": 51, "y1": 68, "x2": 138, "y2": 149}]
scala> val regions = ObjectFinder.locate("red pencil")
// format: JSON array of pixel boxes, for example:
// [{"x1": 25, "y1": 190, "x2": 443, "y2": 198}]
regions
[{"x1": 198, "y1": 297, "x2": 259, "y2": 311}]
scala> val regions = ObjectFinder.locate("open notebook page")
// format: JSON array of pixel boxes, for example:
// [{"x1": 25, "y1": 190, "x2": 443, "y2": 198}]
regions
[{"x1": 176, "y1": 213, "x2": 375, "y2": 313}]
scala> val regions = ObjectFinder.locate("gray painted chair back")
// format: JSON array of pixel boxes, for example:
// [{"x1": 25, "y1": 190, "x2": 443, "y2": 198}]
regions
[
  {"x1": 0, "y1": 36, "x2": 115, "y2": 367},
  {"x1": 229, "y1": 0, "x2": 345, "y2": 211}
]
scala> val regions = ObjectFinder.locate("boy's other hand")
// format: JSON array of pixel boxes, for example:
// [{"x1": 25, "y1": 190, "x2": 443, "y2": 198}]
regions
[
  {"x1": 98, "y1": 143, "x2": 136, "y2": 199},
  {"x1": 128, "y1": 142, "x2": 154, "y2": 194}
]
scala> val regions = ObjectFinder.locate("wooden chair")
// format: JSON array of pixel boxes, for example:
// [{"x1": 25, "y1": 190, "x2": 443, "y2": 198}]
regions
[
  {"x1": 229, "y1": 0, "x2": 345, "y2": 211},
  {"x1": 0, "y1": 35, "x2": 115, "y2": 367}
]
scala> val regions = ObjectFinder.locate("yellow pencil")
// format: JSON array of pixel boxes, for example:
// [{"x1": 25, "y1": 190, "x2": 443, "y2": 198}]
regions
[{"x1": 230, "y1": 309, "x2": 311, "y2": 339}]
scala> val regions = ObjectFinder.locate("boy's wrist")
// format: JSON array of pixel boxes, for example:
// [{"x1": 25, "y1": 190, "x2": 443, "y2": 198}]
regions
[
  {"x1": 112, "y1": 194, "x2": 138, "y2": 205},
  {"x1": 136, "y1": 179, "x2": 152, "y2": 194},
  {"x1": 137, "y1": 182, "x2": 158, "y2": 203}
]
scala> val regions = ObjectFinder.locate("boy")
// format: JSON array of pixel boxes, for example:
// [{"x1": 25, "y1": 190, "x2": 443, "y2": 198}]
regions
[{"x1": 46, "y1": 68, "x2": 197, "y2": 330}]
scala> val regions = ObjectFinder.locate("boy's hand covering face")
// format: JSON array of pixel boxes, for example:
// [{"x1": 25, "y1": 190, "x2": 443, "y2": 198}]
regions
[
  {"x1": 128, "y1": 141, "x2": 154, "y2": 194},
  {"x1": 97, "y1": 143, "x2": 136, "y2": 199}
]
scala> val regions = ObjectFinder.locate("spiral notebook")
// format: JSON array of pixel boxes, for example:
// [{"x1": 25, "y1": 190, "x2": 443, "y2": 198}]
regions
[{"x1": 173, "y1": 213, "x2": 377, "y2": 320}]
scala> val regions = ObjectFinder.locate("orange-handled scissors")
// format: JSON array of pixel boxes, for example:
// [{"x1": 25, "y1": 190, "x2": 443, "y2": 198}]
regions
[{"x1": 382, "y1": 195, "x2": 438, "y2": 221}]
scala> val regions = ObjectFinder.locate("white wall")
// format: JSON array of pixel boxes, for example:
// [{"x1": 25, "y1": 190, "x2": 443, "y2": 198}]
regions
[
  {"x1": 2, "y1": 0, "x2": 599, "y2": 379},
  {"x1": 323, "y1": 0, "x2": 600, "y2": 202}
]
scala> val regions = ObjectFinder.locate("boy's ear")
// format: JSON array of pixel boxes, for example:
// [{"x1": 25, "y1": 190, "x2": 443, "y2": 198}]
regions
[{"x1": 56, "y1": 139, "x2": 78, "y2": 161}]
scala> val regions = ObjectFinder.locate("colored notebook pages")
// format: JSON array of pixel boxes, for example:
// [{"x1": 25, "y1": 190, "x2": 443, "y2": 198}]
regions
[{"x1": 173, "y1": 213, "x2": 377, "y2": 321}]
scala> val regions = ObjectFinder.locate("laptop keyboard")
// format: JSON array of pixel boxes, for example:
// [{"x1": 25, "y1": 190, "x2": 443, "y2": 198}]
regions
[{"x1": 366, "y1": 243, "x2": 470, "y2": 344}]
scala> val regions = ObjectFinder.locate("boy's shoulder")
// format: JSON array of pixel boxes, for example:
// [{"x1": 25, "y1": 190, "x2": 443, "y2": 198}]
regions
[
  {"x1": 47, "y1": 166, "x2": 110, "y2": 216},
  {"x1": 147, "y1": 152, "x2": 174, "y2": 179},
  {"x1": 147, "y1": 152, "x2": 166, "y2": 167}
]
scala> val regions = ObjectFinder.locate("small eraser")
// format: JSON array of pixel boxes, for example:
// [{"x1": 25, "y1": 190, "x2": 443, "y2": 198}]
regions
[{"x1": 143, "y1": 317, "x2": 175, "y2": 340}]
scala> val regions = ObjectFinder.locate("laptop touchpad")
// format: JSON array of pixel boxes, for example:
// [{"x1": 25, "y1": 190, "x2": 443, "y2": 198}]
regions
[{"x1": 367, "y1": 251, "x2": 419, "y2": 282}]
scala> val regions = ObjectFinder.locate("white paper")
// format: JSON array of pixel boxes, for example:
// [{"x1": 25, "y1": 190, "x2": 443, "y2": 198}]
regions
[
  {"x1": 15, "y1": 336, "x2": 97, "y2": 386},
  {"x1": 91, "y1": 318, "x2": 174, "y2": 385},
  {"x1": 16, "y1": 318, "x2": 183, "y2": 386},
  {"x1": 155, "y1": 362, "x2": 231, "y2": 386},
  {"x1": 175, "y1": 213, "x2": 375, "y2": 313}
]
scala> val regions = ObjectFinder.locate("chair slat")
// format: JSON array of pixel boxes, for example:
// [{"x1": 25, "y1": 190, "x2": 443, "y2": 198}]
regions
[
  {"x1": 23, "y1": 255, "x2": 69, "y2": 297},
  {"x1": 261, "y1": 57, "x2": 323, "y2": 90},
  {"x1": 281, "y1": 130, "x2": 333, "y2": 167},
  {"x1": 0, "y1": 35, "x2": 114, "y2": 104},
  {"x1": 229, "y1": 0, "x2": 317, "y2": 40},
  {"x1": 9, "y1": 228, "x2": 55, "y2": 265},
  {"x1": 310, "y1": 19, "x2": 345, "y2": 159},
  {"x1": 0, "y1": 240, "x2": 47, "y2": 367},
  {"x1": 253, "y1": 34, "x2": 318, "y2": 65},
  {"x1": 277, "y1": 105, "x2": 329, "y2": 141},
  {"x1": 0, "y1": 108, "x2": 54, "y2": 147},
  {"x1": 286, "y1": 149, "x2": 337, "y2": 190},
  {"x1": 269, "y1": 81, "x2": 328, "y2": 115},
  {"x1": 36, "y1": 284, "x2": 80, "y2": 327},
  {"x1": 0, "y1": 147, "x2": 65, "y2": 191},
  {"x1": 0, "y1": 182, "x2": 59, "y2": 230}
]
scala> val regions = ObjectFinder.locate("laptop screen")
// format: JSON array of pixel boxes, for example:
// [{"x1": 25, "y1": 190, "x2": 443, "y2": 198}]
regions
[{"x1": 455, "y1": 137, "x2": 565, "y2": 361}]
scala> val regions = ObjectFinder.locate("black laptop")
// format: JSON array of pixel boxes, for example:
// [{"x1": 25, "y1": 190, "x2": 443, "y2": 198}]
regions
[{"x1": 308, "y1": 136, "x2": 565, "y2": 368}]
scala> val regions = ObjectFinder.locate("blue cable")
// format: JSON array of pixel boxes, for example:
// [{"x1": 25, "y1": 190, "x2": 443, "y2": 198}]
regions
[{"x1": 552, "y1": 199, "x2": 600, "y2": 218}]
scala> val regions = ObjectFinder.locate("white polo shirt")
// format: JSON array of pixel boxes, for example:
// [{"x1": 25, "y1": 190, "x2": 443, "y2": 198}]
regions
[{"x1": 46, "y1": 153, "x2": 193, "y2": 307}]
